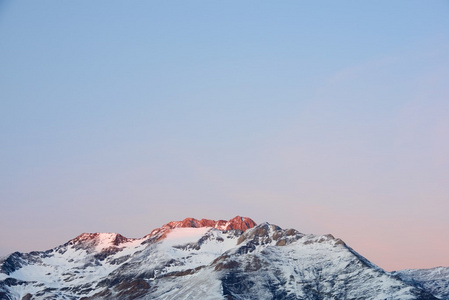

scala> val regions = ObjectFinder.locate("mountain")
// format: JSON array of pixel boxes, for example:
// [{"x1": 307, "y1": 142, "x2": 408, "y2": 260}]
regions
[
  {"x1": 393, "y1": 267, "x2": 449, "y2": 300},
  {"x1": 0, "y1": 216, "x2": 441, "y2": 300}
]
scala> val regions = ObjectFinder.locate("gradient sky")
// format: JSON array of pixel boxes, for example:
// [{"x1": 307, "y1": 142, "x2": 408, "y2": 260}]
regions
[{"x1": 1, "y1": 1, "x2": 449, "y2": 271}]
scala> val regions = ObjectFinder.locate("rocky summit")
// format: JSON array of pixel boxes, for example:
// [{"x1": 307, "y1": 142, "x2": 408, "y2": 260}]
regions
[{"x1": 0, "y1": 216, "x2": 446, "y2": 299}]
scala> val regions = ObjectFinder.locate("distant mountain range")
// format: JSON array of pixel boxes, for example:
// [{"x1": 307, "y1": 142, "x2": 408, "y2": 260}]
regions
[{"x1": 0, "y1": 216, "x2": 447, "y2": 299}]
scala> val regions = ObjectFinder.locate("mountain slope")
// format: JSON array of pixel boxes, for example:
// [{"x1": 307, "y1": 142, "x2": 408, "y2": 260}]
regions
[
  {"x1": 393, "y1": 267, "x2": 449, "y2": 300},
  {"x1": 0, "y1": 216, "x2": 440, "y2": 300}
]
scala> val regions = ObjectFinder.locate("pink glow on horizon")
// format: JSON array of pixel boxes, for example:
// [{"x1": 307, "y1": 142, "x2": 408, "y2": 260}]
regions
[
  {"x1": 299, "y1": 204, "x2": 449, "y2": 271},
  {"x1": 1, "y1": 1, "x2": 448, "y2": 274}
]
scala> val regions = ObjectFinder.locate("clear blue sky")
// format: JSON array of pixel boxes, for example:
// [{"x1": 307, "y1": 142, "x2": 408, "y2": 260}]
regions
[{"x1": 1, "y1": 0, "x2": 449, "y2": 270}]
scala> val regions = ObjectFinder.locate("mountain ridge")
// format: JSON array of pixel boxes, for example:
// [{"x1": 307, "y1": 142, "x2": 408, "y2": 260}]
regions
[{"x1": 0, "y1": 216, "x2": 445, "y2": 299}]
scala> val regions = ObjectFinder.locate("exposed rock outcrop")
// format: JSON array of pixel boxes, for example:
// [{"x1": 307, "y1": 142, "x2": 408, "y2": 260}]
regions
[{"x1": 0, "y1": 216, "x2": 442, "y2": 300}]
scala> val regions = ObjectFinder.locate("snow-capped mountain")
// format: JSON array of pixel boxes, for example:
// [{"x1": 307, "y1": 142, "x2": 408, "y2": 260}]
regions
[
  {"x1": 0, "y1": 216, "x2": 442, "y2": 299},
  {"x1": 393, "y1": 267, "x2": 449, "y2": 300}
]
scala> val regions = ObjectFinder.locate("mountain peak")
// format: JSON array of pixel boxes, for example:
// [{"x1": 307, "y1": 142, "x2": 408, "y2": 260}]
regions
[
  {"x1": 67, "y1": 232, "x2": 130, "y2": 251},
  {"x1": 1, "y1": 217, "x2": 443, "y2": 299},
  {"x1": 163, "y1": 216, "x2": 256, "y2": 231},
  {"x1": 226, "y1": 216, "x2": 257, "y2": 231}
]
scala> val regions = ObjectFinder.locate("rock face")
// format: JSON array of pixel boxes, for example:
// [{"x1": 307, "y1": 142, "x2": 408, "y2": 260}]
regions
[
  {"x1": 163, "y1": 216, "x2": 257, "y2": 231},
  {"x1": 0, "y1": 216, "x2": 443, "y2": 299}
]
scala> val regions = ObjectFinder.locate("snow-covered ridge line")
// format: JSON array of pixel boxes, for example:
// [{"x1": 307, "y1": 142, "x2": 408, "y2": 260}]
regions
[
  {"x1": 68, "y1": 216, "x2": 257, "y2": 247},
  {"x1": 0, "y1": 217, "x2": 444, "y2": 300}
]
